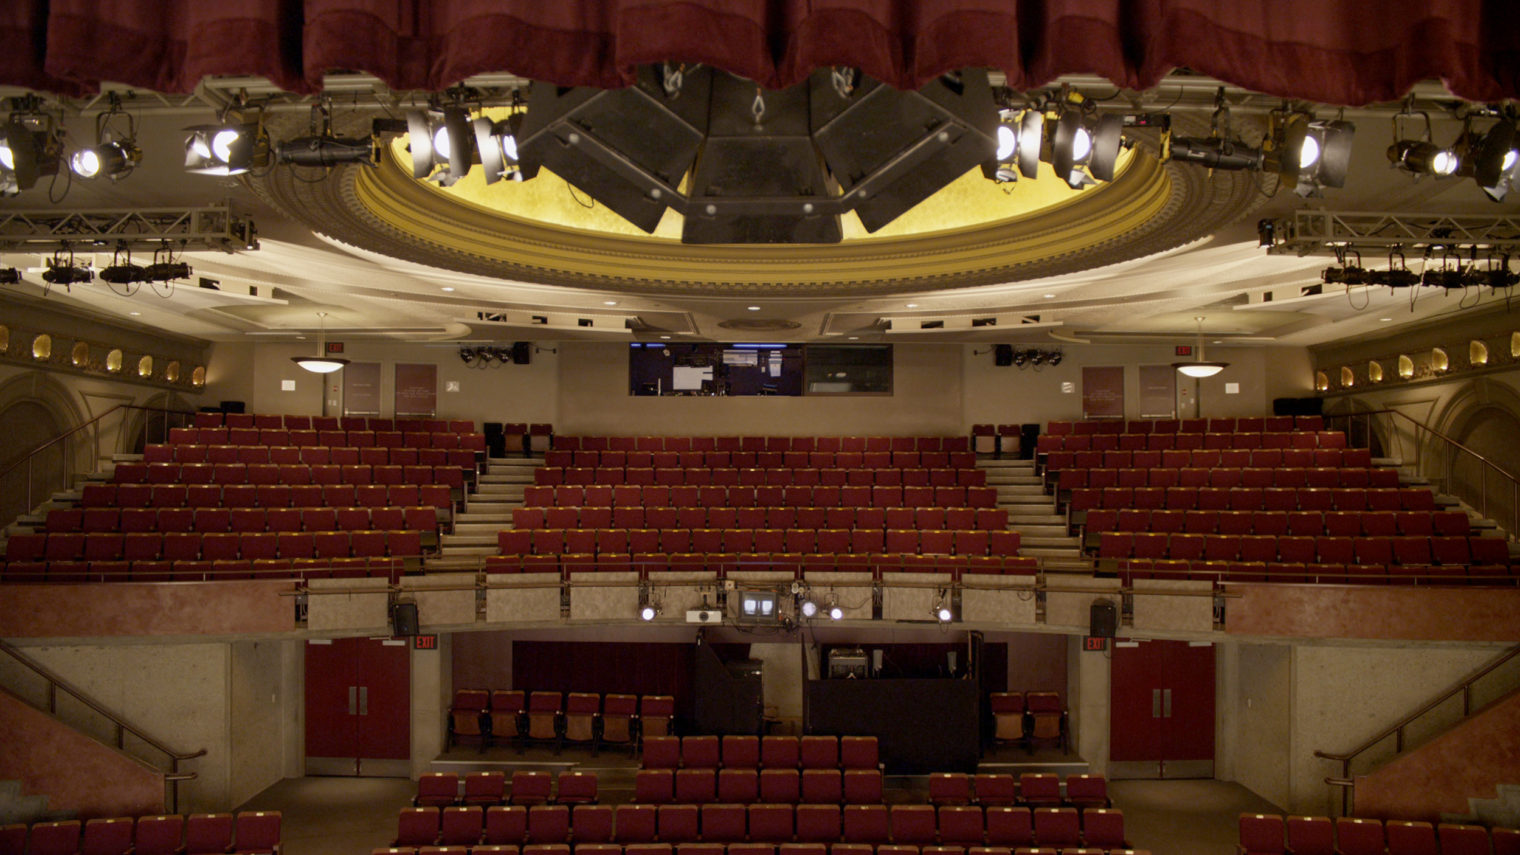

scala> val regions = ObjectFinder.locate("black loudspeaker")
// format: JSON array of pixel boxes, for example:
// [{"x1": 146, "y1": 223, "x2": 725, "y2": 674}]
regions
[
  {"x1": 994, "y1": 344, "x2": 1014, "y2": 367},
  {"x1": 1089, "y1": 600, "x2": 1117, "y2": 638},
  {"x1": 1019, "y1": 424, "x2": 1041, "y2": 460},
  {"x1": 511, "y1": 342, "x2": 532, "y2": 365},
  {"x1": 1273, "y1": 396, "x2": 1324, "y2": 416},
  {"x1": 391, "y1": 602, "x2": 419, "y2": 636},
  {"x1": 219, "y1": 400, "x2": 246, "y2": 413}
]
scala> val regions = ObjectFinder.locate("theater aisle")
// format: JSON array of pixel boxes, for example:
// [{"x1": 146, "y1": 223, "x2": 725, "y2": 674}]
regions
[{"x1": 1110, "y1": 779, "x2": 1282, "y2": 855}]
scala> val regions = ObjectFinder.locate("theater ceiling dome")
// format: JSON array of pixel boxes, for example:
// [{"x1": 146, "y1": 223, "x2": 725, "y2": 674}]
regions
[{"x1": 252, "y1": 113, "x2": 1265, "y2": 298}]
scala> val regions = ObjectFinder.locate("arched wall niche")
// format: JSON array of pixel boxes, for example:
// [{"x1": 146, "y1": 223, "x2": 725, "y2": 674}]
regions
[
  {"x1": 0, "y1": 371, "x2": 90, "y2": 528},
  {"x1": 1428, "y1": 378, "x2": 1520, "y2": 536}
]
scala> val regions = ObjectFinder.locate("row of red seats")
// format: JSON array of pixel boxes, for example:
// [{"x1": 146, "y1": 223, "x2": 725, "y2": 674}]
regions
[
  {"x1": 485, "y1": 554, "x2": 1039, "y2": 578},
  {"x1": 1046, "y1": 415, "x2": 1324, "y2": 434},
  {"x1": 927, "y1": 773, "x2": 1102, "y2": 809},
  {"x1": 418, "y1": 771, "x2": 603, "y2": 808},
  {"x1": 527, "y1": 486, "x2": 998, "y2": 510},
  {"x1": 8, "y1": 529, "x2": 421, "y2": 561},
  {"x1": 81, "y1": 482, "x2": 452, "y2": 510},
  {"x1": 0, "y1": 557, "x2": 404, "y2": 583},
  {"x1": 1037, "y1": 430, "x2": 1346, "y2": 454},
  {"x1": 1069, "y1": 486, "x2": 1433, "y2": 513},
  {"x1": 545, "y1": 452, "x2": 977, "y2": 470},
  {"x1": 1085, "y1": 508, "x2": 1469, "y2": 538},
  {"x1": 46, "y1": 505, "x2": 436, "y2": 534},
  {"x1": 193, "y1": 411, "x2": 475, "y2": 432},
  {"x1": 1099, "y1": 532, "x2": 1507, "y2": 566},
  {"x1": 523, "y1": 486, "x2": 997, "y2": 511},
  {"x1": 168, "y1": 427, "x2": 485, "y2": 451},
  {"x1": 1044, "y1": 446, "x2": 1370, "y2": 472},
  {"x1": 115, "y1": 462, "x2": 468, "y2": 489},
  {"x1": 512, "y1": 507, "x2": 1009, "y2": 533},
  {"x1": 635, "y1": 769, "x2": 884, "y2": 805},
  {"x1": 395, "y1": 804, "x2": 1125, "y2": 850},
  {"x1": 553, "y1": 437, "x2": 971, "y2": 454},
  {"x1": 377, "y1": 842, "x2": 1146, "y2": 855},
  {"x1": 533, "y1": 470, "x2": 987, "y2": 489},
  {"x1": 497, "y1": 529, "x2": 1022, "y2": 558},
  {"x1": 1056, "y1": 465, "x2": 1397, "y2": 491},
  {"x1": 1239, "y1": 813, "x2": 1518, "y2": 855},
  {"x1": 146, "y1": 443, "x2": 475, "y2": 467},
  {"x1": 0, "y1": 812, "x2": 280, "y2": 855},
  {"x1": 644, "y1": 735, "x2": 878, "y2": 772},
  {"x1": 1116, "y1": 559, "x2": 1516, "y2": 585}
]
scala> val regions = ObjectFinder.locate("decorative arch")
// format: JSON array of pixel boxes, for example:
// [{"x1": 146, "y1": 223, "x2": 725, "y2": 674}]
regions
[
  {"x1": 1427, "y1": 378, "x2": 1520, "y2": 536},
  {"x1": 0, "y1": 371, "x2": 91, "y2": 527},
  {"x1": 119, "y1": 391, "x2": 196, "y2": 454}
]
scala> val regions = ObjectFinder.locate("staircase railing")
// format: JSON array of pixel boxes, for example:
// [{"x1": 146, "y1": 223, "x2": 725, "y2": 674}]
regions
[
  {"x1": 1327, "y1": 408, "x2": 1520, "y2": 539},
  {"x1": 1315, "y1": 643, "x2": 1520, "y2": 816},
  {"x1": 0, "y1": 639, "x2": 204, "y2": 812},
  {"x1": 0, "y1": 403, "x2": 197, "y2": 519}
]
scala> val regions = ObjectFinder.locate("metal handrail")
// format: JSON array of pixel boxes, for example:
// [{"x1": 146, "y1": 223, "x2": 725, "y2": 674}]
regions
[
  {"x1": 1313, "y1": 643, "x2": 1520, "y2": 815},
  {"x1": 1328, "y1": 407, "x2": 1520, "y2": 538},
  {"x1": 0, "y1": 403, "x2": 198, "y2": 514},
  {"x1": 0, "y1": 638, "x2": 204, "y2": 811}
]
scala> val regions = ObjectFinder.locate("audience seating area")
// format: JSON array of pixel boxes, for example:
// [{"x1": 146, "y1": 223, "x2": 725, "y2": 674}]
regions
[
  {"x1": 389, "y1": 802, "x2": 1132, "y2": 853},
  {"x1": 416, "y1": 772, "x2": 600, "y2": 809},
  {"x1": 449, "y1": 691, "x2": 674, "y2": 753},
  {"x1": 0, "y1": 412, "x2": 493, "y2": 584},
  {"x1": 490, "y1": 436, "x2": 1029, "y2": 578},
  {"x1": 1031, "y1": 418, "x2": 1514, "y2": 586},
  {"x1": 1238, "y1": 813, "x2": 1520, "y2": 855},
  {"x1": 0, "y1": 811, "x2": 280, "y2": 855},
  {"x1": 984, "y1": 693, "x2": 1069, "y2": 753}
]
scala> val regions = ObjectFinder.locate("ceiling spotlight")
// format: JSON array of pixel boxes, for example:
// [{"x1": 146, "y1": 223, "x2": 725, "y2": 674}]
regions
[
  {"x1": 0, "y1": 110, "x2": 63, "y2": 194},
  {"x1": 639, "y1": 604, "x2": 659, "y2": 621},
  {"x1": 276, "y1": 135, "x2": 375, "y2": 167},
  {"x1": 144, "y1": 262, "x2": 192, "y2": 282},
  {"x1": 185, "y1": 117, "x2": 266, "y2": 176},
  {"x1": 100, "y1": 259, "x2": 146, "y2": 285},
  {"x1": 983, "y1": 108, "x2": 1044, "y2": 183},
  {"x1": 406, "y1": 106, "x2": 473, "y2": 184},
  {"x1": 828, "y1": 604, "x2": 844, "y2": 621},
  {"x1": 1387, "y1": 113, "x2": 1459, "y2": 178},
  {"x1": 1011, "y1": 349, "x2": 1029, "y2": 368},
  {"x1": 933, "y1": 590, "x2": 953, "y2": 623},
  {"x1": 70, "y1": 94, "x2": 141, "y2": 181},
  {"x1": 1047, "y1": 350, "x2": 1063, "y2": 366},
  {"x1": 799, "y1": 599, "x2": 819, "y2": 619},
  {"x1": 41, "y1": 260, "x2": 92, "y2": 289},
  {"x1": 1174, "y1": 316, "x2": 1229, "y2": 378},
  {"x1": 459, "y1": 346, "x2": 477, "y2": 366},
  {"x1": 1270, "y1": 113, "x2": 1355, "y2": 194},
  {"x1": 0, "y1": 268, "x2": 21, "y2": 284},
  {"x1": 473, "y1": 112, "x2": 525, "y2": 184},
  {"x1": 1050, "y1": 102, "x2": 1123, "y2": 186},
  {"x1": 1029, "y1": 350, "x2": 1047, "y2": 366},
  {"x1": 290, "y1": 311, "x2": 349, "y2": 374}
]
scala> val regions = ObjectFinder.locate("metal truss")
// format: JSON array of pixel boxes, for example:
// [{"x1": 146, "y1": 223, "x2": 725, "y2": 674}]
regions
[
  {"x1": 1264, "y1": 210, "x2": 1520, "y2": 257},
  {"x1": 0, "y1": 204, "x2": 257, "y2": 253}
]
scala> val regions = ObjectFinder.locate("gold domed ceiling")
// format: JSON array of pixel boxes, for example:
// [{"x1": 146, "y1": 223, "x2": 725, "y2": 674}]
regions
[{"x1": 251, "y1": 114, "x2": 1265, "y2": 297}]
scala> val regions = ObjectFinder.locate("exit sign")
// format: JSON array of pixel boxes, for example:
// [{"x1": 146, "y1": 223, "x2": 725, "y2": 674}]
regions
[
  {"x1": 325, "y1": 341, "x2": 345, "y2": 354},
  {"x1": 413, "y1": 634, "x2": 438, "y2": 650},
  {"x1": 1175, "y1": 345, "x2": 1192, "y2": 357},
  {"x1": 1083, "y1": 636, "x2": 1108, "y2": 652}
]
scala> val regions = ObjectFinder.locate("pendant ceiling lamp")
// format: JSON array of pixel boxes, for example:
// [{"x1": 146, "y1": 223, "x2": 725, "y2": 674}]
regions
[
  {"x1": 1174, "y1": 316, "x2": 1229, "y2": 378},
  {"x1": 291, "y1": 311, "x2": 349, "y2": 374}
]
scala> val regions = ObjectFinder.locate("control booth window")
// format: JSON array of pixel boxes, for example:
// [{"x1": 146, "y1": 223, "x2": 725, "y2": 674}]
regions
[{"x1": 628, "y1": 343, "x2": 891, "y2": 396}]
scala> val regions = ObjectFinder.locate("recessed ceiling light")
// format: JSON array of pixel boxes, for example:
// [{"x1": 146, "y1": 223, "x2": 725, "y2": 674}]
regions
[
  {"x1": 747, "y1": 305, "x2": 761, "y2": 311},
  {"x1": 603, "y1": 300, "x2": 618, "y2": 306},
  {"x1": 1043, "y1": 293, "x2": 1056, "y2": 299},
  {"x1": 128, "y1": 311, "x2": 141, "y2": 316},
  {"x1": 848, "y1": 336, "x2": 859, "y2": 340},
  {"x1": 906, "y1": 303, "x2": 919, "y2": 308},
  {"x1": 1379, "y1": 317, "x2": 1393, "y2": 322},
  {"x1": 660, "y1": 335, "x2": 671, "y2": 340},
  {"x1": 440, "y1": 286, "x2": 455, "y2": 292}
]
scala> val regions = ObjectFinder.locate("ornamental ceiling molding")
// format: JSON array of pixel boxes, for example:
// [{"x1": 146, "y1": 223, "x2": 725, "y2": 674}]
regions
[{"x1": 248, "y1": 116, "x2": 1267, "y2": 297}]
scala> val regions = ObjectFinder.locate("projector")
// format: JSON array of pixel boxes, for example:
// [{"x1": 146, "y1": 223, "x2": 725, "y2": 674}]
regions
[{"x1": 686, "y1": 609, "x2": 722, "y2": 624}]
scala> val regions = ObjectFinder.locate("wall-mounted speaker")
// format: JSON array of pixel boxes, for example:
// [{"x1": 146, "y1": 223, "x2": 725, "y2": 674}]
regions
[
  {"x1": 1089, "y1": 600, "x2": 1117, "y2": 638},
  {"x1": 994, "y1": 344, "x2": 1013, "y2": 366},
  {"x1": 511, "y1": 342, "x2": 532, "y2": 365},
  {"x1": 392, "y1": 601, "x2": 419, "y2": 636}
]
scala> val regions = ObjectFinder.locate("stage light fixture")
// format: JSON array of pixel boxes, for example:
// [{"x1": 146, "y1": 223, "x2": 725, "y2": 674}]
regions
[
  {"x1": 291, "y1": 311, "x2": 349, "y2": 374},
  {"x1": 41, "y1": 262, "x2": 92, "y2": 288},
  {"x1": 276, "y1": 134, "x2": 375, "y2": 167},
  {"x1": 0, "y1": 110, "x2": 63, "y2": 194},
  {"x1": 799, "y1": 598, "x2": 819, "y2": 619},
  {"x1": 983, "y1": 108, "x2": 1044, "y2": 183},
  {"x1": 1047, "y1": 350, "x2": 1063, "y2": 366},
  {"x1": 933, "y1": 590, "x2": 954, "y2": 623},
  {"x1": 473, "y1": 112, "x2": 525, "y2": 184},
  {"x1": 0, "y1": 268, "x2": 21, "y2": 284},
  {"x1": 1029, "y1": 350, "x2": 1047, "y2": 366},
  {"x1": 185, "y1": 114, "x2": 266, "y2": 176},
  {"x1": 100, "y1": 247, "x2": 146, "y2": 286},
  {"x1": 1011, "y1": 349, "x2": 1029, "y2": 368},
  {"x1": 406, "y1": 106, "x2": 474, "y2": 185},
  {"x1": 639, "y1": 604, "x2": 659, "y2": 621},
  {"x1": 1050, "y1": 101, "x2": 1123, "y2": 187},
  {"x1": 1387, "y1": 111, "x2": 1458, "y2": 177},
  {"x1": 1271, "y1": 113, "x2": 1354, "y2": 195},
  {"x1": 1174, "y1": 316, "x2": 1229, "y2": 378},
  {"x1": 459, "y1": 347, "x2": 477, "y2": 366},
  {"x1": 828, "y1": 603, "x2": 844, "y2": 621},
  {"x1": 71, "y1": 94, "x2": 141, "y2": 181}
]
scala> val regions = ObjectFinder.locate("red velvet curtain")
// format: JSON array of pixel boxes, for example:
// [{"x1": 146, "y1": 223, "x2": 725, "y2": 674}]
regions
[{"x1": 1, "y1": 0, "x2": 1515, "y2": 104}]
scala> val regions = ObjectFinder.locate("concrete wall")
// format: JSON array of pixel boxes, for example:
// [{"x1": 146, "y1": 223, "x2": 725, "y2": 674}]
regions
[
  {"x1": 228, "y1": 640, "x2": 294, "y2": 808},
  {"x1": 1219, "y1": 642, "x2": 1292, "y2": 810}
]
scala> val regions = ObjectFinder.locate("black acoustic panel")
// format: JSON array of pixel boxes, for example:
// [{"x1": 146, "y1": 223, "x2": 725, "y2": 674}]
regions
[
  {"x1": 806, "y1": 678, "x2": 979, "y2": 774},
  {"x1": 517, "y1": 67, "x2": 710, "y2": 233},
  {"x1": 810, "y1": 70, "x2": 997, "y2": 233}
]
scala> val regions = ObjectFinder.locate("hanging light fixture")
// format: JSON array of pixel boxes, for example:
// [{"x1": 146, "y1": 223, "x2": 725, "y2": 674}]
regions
[
  {"x1": 1387, "y1": 109, "x2": 1459, "y2": 177},
  {"x1": 291, "y1": 311, "x2": 349, "y2": 374},
  {"x1": 1174, "y1": 316, "x2": 1229, "y2": 378},
  {"x1": 70, "y1": 93, "x2": 141, "y2": 182},
  {"x1": 185, "y1": 101, "x2": 268, "y2": 176}
]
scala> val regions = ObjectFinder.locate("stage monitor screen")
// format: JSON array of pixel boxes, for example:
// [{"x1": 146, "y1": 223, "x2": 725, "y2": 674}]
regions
[{"x1": 737, "y1": 590, "x2": 778, "y2": 622}]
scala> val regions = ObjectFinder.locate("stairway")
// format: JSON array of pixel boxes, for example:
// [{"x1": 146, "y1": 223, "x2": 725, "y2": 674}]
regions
[
  {"x1": 426, "y1": 455, "x2": 542, "y2": 569},
  {"x1": 980, "y1": 457, "x2": 1090, "y2": 571},
  {"x1": 1376, "y1": 455, "x2": 1518, "y2": 557}
]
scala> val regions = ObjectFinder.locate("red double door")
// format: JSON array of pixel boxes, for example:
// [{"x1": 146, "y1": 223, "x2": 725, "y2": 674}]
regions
[
  {"x1": 305, "y1": 637, "x2": 411, "y2": 776},
  {"x1": 1109, "y1": 639, "x2": 1215, "y2": 778}
]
